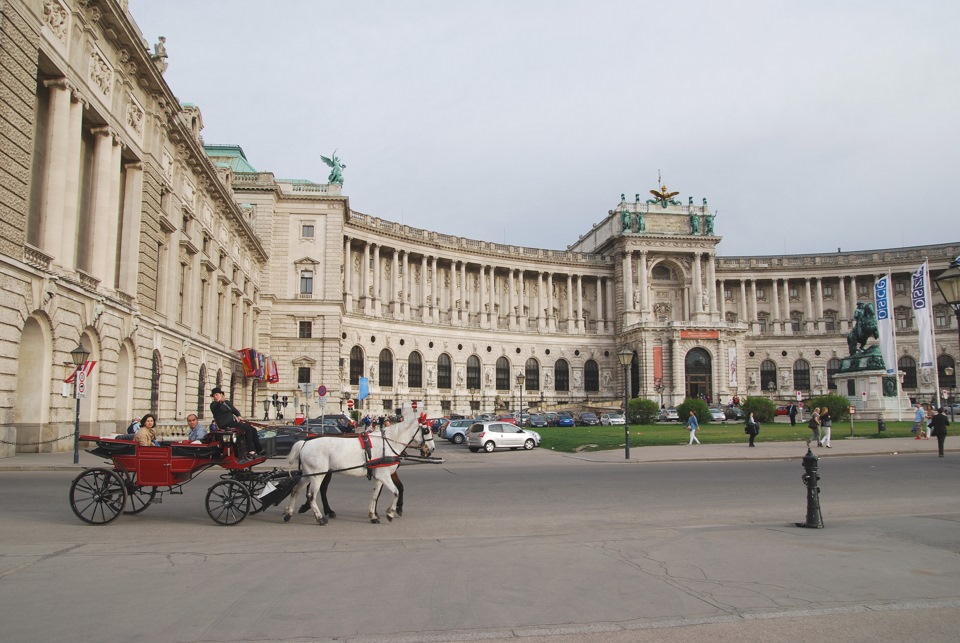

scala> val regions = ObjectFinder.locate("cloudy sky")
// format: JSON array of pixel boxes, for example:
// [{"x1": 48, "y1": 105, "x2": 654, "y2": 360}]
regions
[{"x1": 130, "y1": 1, "x2": 958, "y2": 256}]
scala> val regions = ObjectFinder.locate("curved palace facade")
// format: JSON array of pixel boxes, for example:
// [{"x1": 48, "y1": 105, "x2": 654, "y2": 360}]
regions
[{"x1": 0, "y1": 0, "x2": 957, "y2": 453}]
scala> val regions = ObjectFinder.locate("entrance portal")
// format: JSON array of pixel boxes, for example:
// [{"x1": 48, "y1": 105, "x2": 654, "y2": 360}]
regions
[{"x1": 685, "y1": 348, "x2": 712, "y2": 401}]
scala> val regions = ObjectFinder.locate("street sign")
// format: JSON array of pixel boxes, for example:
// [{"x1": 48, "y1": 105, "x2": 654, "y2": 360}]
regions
[
  {"x1": 412, "y1": 400, "x2": 418, "y2": 410},
  {"x1": 318, "y1": 385, "x2": 327, "y2": 397},
  {"x1": 795, "y1": 391, "x2": 801, "y2": 401},
  {"x1": 848, "y1": 406, "x2": 856, "y2": 414},
  {"x1": 346, "y1": 399, "x2": 355, "y2": 410},
  {"x1": 76, "y1": 370, "x2": 87, "y2": 399},
  {"x1": 860, "y1": 390, "x2": 867, "y2": 402},
  {"x1": 318, "y1": 396, "x2": 327, "y2": 408}
]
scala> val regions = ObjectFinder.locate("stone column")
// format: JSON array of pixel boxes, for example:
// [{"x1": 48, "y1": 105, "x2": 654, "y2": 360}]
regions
[
  {"x1": 815, "y1": 277, "x2": 824, "y2": 329},
  {"x1": 671, "y1": 337, "x2": 685, "y2": 401},
  {"x1": 771, "y1": 278, "x2": 781, "y2": 334},
  {"x1": 460, "y1": 261, "x2": 467, "y2": 326},
  {"x1": 804, "y1": 277, "x2": 814, "y2": 332},
  {"x1": 750, "y1": 280, "x2": 759, "y2": 332},
  {"x1": 782, "y1": 279, "x2": 792, "y2": 331},
  {"x1": 420, "y1": 255, "x2": 428, "y2": 318},
  {"x1": 391, "y1": 249, "x2": 399, "y2": 319},
  {"x1": 606, "y1": 278, "x2": 615, "y2": 333},
  {"x1": 118, "y1": 161, "x2": 143, "y2": 296},
  {"x1": 431, "y1": 256, "x2": 440, "y2": 323},
  {"x1": 623, "y1": 251, "x2": 633, "y2": 311},
  {"x1": 692, "y1": 253, "x2": 703, "y2": 314},
  {"x1": 839, "y1": 276, "x2": 848, "y2": 329},
  {"x1": 595, "y1": 277, "x2": 604, "y2": 333},
  {"x1": 372, "y1": 244, "x2": 381, "y2": 317},
  {"x1": 40, "y1": 79, "x2": 72, "y2": 260},
  {"x1": 537, "y1": 272, "x2": 545, "y2": 331},
  {"x1": 518, "y1": 269, "x2": 527, "y2": 331},
  {"x1": 546, "y1": 273, "x2": 555, "y2": 332},
  {"x1": 104, "y1": 134, "x2": 124, "y2": 290},
  {"x1": 401, "y1": 251, "x2": 410, "y2": 319},
  {"x1": 489, "y1": 266, "x2": 497, "y2": 328},
  {"x1": 507, "y1": 268, "x2": 517, "y2": 331},
  {"x1": 362, "y1": 243, "x2": 371, "y2": 314},
  {"x1": 479, "y1": 264, "x2": 487, "y2": 328},
  {"x1": 739, "y1": 280, "x2": 747, "y2": 322},
  {"x1": 60, "y1": 92, "x2": 85, "y2": 270},
  {"x1": 638, "y1": 250, "x2": 648, "y2": 315},
  {"x1": 343, "y1": 237, "x2": 353, "y2": 311},
  {"x1": 88, "y1": 127, "x2": 116, "y2": 283},
  {"x1": 719, "y1": 279, "x2": 726, "y2": 321},
  {"x1": 849, "y1": 275, "x2": 858, "y2": 327},
  {"x1": 566, "y1": 274, "x2": 574, "y2": 333},
  {"x1": 575, "y1": 274, "x2": 584, "y2": 334},
  {"x1": 707, "y1": 254, "x2": 718, "y2": 315}
]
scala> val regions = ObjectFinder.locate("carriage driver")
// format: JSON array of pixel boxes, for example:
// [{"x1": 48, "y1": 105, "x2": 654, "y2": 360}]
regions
[{"x1": 209, "y1": 387, "x2": 263, "y2": 460}]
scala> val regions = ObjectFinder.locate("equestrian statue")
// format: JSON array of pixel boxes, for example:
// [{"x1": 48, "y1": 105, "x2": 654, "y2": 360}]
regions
[{"x1": 847, "y1": 302, "x2": 879, "y2": 355}]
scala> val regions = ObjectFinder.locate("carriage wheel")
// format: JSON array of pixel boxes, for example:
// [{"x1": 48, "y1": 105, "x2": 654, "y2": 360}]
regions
[
  {"x1": 69, "y1": 468, "x2": 128, "y2": 525},
  {"x1": 124, "y1": 486, "x2": 157, "y2": 515},
  {"x1": 240, "y1": 476, "x2": 269, "y2": 515},
  {"x1": 205, "y1": 480, "x2": 251, "y2": 525}
]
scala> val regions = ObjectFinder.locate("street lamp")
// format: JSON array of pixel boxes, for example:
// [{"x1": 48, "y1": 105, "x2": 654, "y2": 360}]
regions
[
  {"x1": 617, "y1": 347, "x2": 633, "y2": 460},
  {"x1": 262, "y1": 398, "x2": 271, "y2": 421},
  {"x1": 70, "y1": 343, "x2": 90, "y2": 465},
  {"x1": 945, "y1": 367, "x2": 955, "y2": 422},
  {"x1": 932, "y1": 255, "x2": 960, "y2": 412},
  {"x1": 516, "y1": 372, "x2": 526, "y2": 425}
]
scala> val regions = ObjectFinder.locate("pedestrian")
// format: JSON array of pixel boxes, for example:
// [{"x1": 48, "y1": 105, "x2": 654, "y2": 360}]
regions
[
  {"x1": 744, "y1": 411, "x2": 760, "y2": 447},
  {"x1": 929, "y1": 407, "x2": 949, "y2": 457},
  {"x1": 806, "y1": 407, "x2": 822, "y2": 447},
  {"x1": 912, "y1": 403, "x2": 928, "y2": 439},
  {"x1": 686, "y1": 410, "x2": 700, "y2": 445},
  {"x1": 820, "y1": 408, "x2": 832, "y2": 448},
  {"x1": 186, "y1": 413, "x2": 207, "y2": 442},
  {"x1": 209, "y1": 387, "x2": 263, "y2": 460},
  {"x1": 788, "y1": 402, "x2": 798, "y2": 426}
]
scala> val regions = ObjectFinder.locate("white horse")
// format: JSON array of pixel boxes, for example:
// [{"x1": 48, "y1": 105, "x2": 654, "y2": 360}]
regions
[{"x1": 282, "y1": 402, "x2": 435, "y2": 524}]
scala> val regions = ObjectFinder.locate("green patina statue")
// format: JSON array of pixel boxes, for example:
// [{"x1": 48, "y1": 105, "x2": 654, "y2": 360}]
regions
[
  {"x1": 321, "y1": 151, "x2": 345, "y2": 184},
  {"x1": 689, "y1": 213, "x2": 700, "y2": 235},
  {"x1": 704, "y1": 214, "x2": 714, "y2": 235},
  {"x1": 839, "y1": 302, "x2": 886, "y2": 372},
  {"x1": 646, "y1": 184, "x2": 683, "y2": 208},
  {"x1": 620, "y1": 206, "x2": 631, "y2": 232},
  {"x1": 635, "y1": 211, "x2": 645, "y2": 232}
]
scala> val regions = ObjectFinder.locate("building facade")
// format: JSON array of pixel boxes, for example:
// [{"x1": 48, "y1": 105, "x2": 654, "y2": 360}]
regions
[{"x1": 1, "y1": 0, "x2": 957, "y2": 455}]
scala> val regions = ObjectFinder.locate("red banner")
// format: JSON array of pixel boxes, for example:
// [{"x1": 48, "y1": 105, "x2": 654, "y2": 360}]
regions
[
  {"x1": 680, "y1": 330, "x2": 719, "y2": 340},
  {"x1": 653, "y1": 347, "x2": 663, "y2": 383}
]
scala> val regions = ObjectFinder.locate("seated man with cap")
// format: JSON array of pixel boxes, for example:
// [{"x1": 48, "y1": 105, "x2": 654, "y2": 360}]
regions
[{"x1": 209, "y1": 387, "x2": 263, "y2": 460}]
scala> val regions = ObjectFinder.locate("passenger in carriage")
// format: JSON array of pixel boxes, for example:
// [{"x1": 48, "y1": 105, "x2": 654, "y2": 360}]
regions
[
  {"x1": 133, "y1": 414, "x2": 159, "y2": 447},
  {"x1": 186, "y1": 414, "x2": 207, "y2": 443},
  {"x1": 210, "y1": 387, "x2": 263, "y2": 460}
]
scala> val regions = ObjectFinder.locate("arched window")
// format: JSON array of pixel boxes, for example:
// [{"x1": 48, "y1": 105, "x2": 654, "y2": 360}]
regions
[
  {"x1": 793, "y1": 359, "x2": 811, "y2": 391},
  {"x1": 495, "y1": 357, "x2": 511, "y2": 390},
  {"x1": 349, "y1": 346, "x2": 364, "y2": 385},
  {"x1": 378, "y1": 349, "x2": 393, "y2": 387},
  {"x1": 827, "y1": 358, "x2": 841, "y2": 390},
  {"x1": 899, "y1": 356, "x2": 917, "y2": 389},
  {"x1": 584, "y1": 360, "x2": 599, "y2": 392},
  {"x1": 216, "y1": 368, "x2": 223, "y2": 388},
  {"x1": 525, "y1": 358, "x2": 540, "y2": 391},
  {"x1": 760, "y1": 359, "x2": 777, "y2": 391},
  {"x1": 555, "y1": 359, "x2": 570, "y2": 392},
  {"x1": 467, "y1": 355, "x2": 481, "y2": 389},
  {"x1": 438, "y1": 353, "x2": 452, "y2": 389},
  {"x1": 408, "y1": 352, "x2": 423, "y2": 388},
  {"x1": 197, "y1": 364, "x2": 207, "y2": 419},
  {"x1": 151, "y1": 350, "x2": 162, "y2": 416},
  {"x1": 938, "y1": 354, "x2": 956, "y2": 388},
  {"x1": 230, "y1": 372, "x2": 238, "y2": 404}
]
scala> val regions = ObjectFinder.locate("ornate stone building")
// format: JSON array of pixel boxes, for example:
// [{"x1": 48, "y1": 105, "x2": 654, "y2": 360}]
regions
[{"x1": 1, "y1": 0, "x2": 957, "y2": 455}]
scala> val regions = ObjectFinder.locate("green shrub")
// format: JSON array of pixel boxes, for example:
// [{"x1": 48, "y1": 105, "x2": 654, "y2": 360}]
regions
[
  {"x1": 629, "y1": 398, "x2": 661, "y2": 424},
  {"x1": 741, "y1": 396, "x2": 776, "y2": 422},
  {"x1": 808, "y1": 394, "x2": 851, "y2": 422},
  {"x1": 676, "y1": 398, "x2": 710, "y2": 425}
]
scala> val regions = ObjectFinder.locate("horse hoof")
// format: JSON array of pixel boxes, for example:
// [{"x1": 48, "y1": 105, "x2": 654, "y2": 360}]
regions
[
  {"x1": 370, "y1": 518, "x2": 380, "y2": 524},
  {"x1": 282, "y1": 513, "x2": 292, "y2": 523},
  {"x1": 297, "y1": 502, "x2": 310, "y2": 514},
  {"x1": 327, "y1": 510, "x2": 336, "y2": 519},
  {"x1": 395, "y1": 508, "x2": 403, "y2": 516},
  {"x1": 318, "y1": 516, "x2": 328, "y2": 526},
  {"x1": 387, "y1": 515, "x2": 394, "y2": 522}
]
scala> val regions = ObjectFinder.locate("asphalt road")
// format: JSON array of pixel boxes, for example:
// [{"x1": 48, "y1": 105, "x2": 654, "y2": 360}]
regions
[{"x1": 0, "y1": 446, "x2": 958, "y2": 642}]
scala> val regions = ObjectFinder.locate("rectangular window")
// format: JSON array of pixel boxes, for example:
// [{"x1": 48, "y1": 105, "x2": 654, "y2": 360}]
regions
[
  {"x1": 825, "y1": 317, "x2": 836, "y2": 332},
  {"x1": 788, "y1": 286, "x2": 799, "y2": 300},
  {"x1": 935, "y1": 309, "x2": 948, "y2": 328},
  {"x1": 823, "y1": 285, "x2": 833, "y2": 298},
  {"x1": 857, "y1": 282, "x2": 870, "y2": 297},
  {"x1": 724, "y1": 289, "x2": 732, "y2": 300},
  {"x1": 382, "y1": 400, "x2": 393, "y2": 412},
  {"x1": 759, "y1": 318, "x2": 767, "y2": 333},
  {"x1": 301, "y1": 223, "x2": 314, "y2": 238},
  {"x1": 300, "y1": 270, "x2": 313, "y2": 295},
  {"x1": 297, "y1": 367, "x2": 311, "y2": 384},
  {"x1": 298, "y1": 321, "x2": 312, "y2": 338},
  {"x1": 895, "y1": 281, "x2": 906, "y2": 295},
  {"x1": 199, "y1": 278, "x2": 207, "y2": 335},
  {"x1": 896, "y1": 315, "x2": 908, "y2": 331},
  {"x1": 756, "y1": 287, "x2": 766, "y2": 300},
  {"x1": 791, "y1": 317, "x2": 801, "y2": 332},
  {"x1": 178, "y1": 263, "x2": 187, "y2": 323},
  {"x1": 440, "y1": 400, "x2": 451, "y2": 412}
]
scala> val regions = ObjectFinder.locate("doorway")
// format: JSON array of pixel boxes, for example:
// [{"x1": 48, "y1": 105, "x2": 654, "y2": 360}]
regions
[{"x1": 685, "y1": 348, "x2": 712, "y2": 401}]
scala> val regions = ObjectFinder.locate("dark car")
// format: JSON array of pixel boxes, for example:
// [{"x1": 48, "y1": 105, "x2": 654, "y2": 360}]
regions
[
  {"x1": 724, "y1": 407, "x2": 745, "y2": 420},
  {"x1": 578, "y1": 412, "x2": 600, "y2": 426},
  {"x1": 258, "y1": 424, "x2": 343, "y2": 457},
  {"x1": 526, "y1": 414, "x2": 549, "y2": 428},
  {"x1": 543, "y1": 412, "x2": 560, "y2": 426}
]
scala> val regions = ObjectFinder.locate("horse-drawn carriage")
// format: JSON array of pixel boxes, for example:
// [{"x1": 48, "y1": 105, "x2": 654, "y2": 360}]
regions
[{"x1": 69, "y1": 429, "x2": 299, "y2": 525}]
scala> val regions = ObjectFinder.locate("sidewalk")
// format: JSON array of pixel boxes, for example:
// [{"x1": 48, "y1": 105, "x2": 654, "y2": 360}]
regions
[{"x1": 0, "y1": 436, "x2": 948, "y2": 471}]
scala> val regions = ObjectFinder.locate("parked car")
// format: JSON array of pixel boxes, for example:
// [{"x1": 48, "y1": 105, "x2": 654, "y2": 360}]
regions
[
  {"x1": 496, "y1": 414, "x2": 519, "y2": 425},
  {"x1": 258, "y1": 425, "x2": 343, "y2": 457},
  {"x1": 303, "y1": 414, "x2": 354, "y2": 432},
  {"x1": 556, "y1": 412, "x2": 576, "y2": 427},
  {"x1": 543, "y1": 412, "x2": 560, "y2": 426},
  {"x1": 724, "y1": 407, "x2": 745, "y2": 421},
  {"x1": 466, "y1": 421, "x2": 540, "y2": 452},
  {"x1": 428, "y1": 418, "x2": 451, "y2": 434},
  {"x1": 659, "y1": 407, "x2": 679, "y2": 422},
  {"x1": 578, "y1": 412, "x2": 600, "y2": 426},
  {"x1": 708, "y1": 407, "x2": 726, "y2": 422},
  {"x1": 440, "y1": 418, "x2": 477, "y2": 444},
  {"x1": 599, "y1": 412, "x2": 625, "y2": 426},
  {"x1": 774, "y1": 406, "x2": 790, "y2": 416},
  {"x1": 526, "y1": 414, "x2": 549, "y2": 428},
  {"x1": 477, "y1": 413, "x2": 496, "y2": 422}
]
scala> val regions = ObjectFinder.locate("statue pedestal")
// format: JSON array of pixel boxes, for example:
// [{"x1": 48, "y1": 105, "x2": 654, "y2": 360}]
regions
[{"x1": 833, "y1": 368, "x2": 911, "y2": 421}]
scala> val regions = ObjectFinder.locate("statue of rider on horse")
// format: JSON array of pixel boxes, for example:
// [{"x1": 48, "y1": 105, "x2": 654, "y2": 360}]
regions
[{"x1": 847, "y1": 302, "x2": 879, "y2": 355}]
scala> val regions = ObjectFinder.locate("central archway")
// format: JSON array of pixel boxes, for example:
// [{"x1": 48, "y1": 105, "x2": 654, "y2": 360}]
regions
[{"x1": 684, "y1": 348, "x2": 712, "y2": 400}]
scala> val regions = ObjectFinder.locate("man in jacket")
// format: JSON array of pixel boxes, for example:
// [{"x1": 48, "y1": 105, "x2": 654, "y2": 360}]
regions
[{"x1": 210, "y1": 387, "x2": 263, "y2": 459}]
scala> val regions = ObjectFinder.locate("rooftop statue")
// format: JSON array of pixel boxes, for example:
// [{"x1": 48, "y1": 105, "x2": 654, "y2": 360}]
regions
[
  {"x1": 151, "y1": 36, "x2": 168, "y2": 74},
  {"x1": 635, "y1": 211, "x2": 645, "y2": 232},
  {"x1": 646, "y1": 184, "x2": 682, "y2": 208},
  {"x1": 689, "y1": 213, "x2": 700, "y2": 235},
  {"x1": 704, "y1": 214, "x2": 715, "y2": 235},
  {"x1": 620, "y1": 206, "x2": 631, "y2": 232},
  {"x1": 320, "y1": 151, "x2": 346, "y2": 184}
]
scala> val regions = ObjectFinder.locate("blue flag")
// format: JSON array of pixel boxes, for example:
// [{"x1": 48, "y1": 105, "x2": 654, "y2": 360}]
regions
[{"x1": 358, "y1": 377, "x2": 369, "y2": 400}]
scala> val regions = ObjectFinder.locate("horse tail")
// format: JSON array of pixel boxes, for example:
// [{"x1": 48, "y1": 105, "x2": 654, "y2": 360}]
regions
[{"x1": 286, "y1": 439, "x2": 305, "y2": 470}]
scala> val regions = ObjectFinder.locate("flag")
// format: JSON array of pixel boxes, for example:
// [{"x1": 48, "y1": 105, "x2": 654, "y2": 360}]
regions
[
  {"x1": 874, "y1": 274, "x2": 896, "y2": 374},
  {"x1": 64, "y1": 361, "x2": 97, "y2": 383},
  {"x1": 912, "y1": 262, "x2": 935, "y2": 369},
  {"x1": 266, "y1": 358, "x2": 279, "y2": 383},
  {"x1": 358, "y1": 377, "x2": 369, "y2": 400},
  {"x1": 239, "y1": 349, "x2": 258, "y2": 378}
]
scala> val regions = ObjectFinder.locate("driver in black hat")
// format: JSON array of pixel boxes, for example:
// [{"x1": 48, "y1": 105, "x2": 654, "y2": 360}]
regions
[{"x1": 210, "y1": 387, "x2": 263, "y2": 460}]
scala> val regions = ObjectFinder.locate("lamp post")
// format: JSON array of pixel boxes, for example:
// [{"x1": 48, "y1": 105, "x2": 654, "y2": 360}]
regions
[
  {"x1": 945, "y1": 367, "x2": 955, "y2": 422},
  {"x1": 70, "y1": 343, "x2": 90, "y2": 465},
  {"x1": 653, "y1": 380, "x2": 664, "y2": 409},
  {"x1": 932, "y1": 255, "x2": 960, "y2": 412},
  {"x1": 516, "y1": 373, "x2": 526, "y2": 426},
  {"x1": 618, "y1": 347, "x2": 633, "y2": 460},
  {"x1": 262, "y1": 398, "x2": 271, "y2": 421}
]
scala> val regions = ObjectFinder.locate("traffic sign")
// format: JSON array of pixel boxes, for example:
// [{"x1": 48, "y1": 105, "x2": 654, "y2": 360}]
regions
[
  {"x1": 346, "y1": 399, "x2": 355, "y2": 410},
  {"x1": 318, "y1": 385, "x2": 327, "y2": 397},
  {"x1": 412, "y1": 400, "x2": 418, "y2": 410},
  {"x1": 76, "y1": 370, "x2": 87, "y2": 399},
  {"x1": 795, "y1": 391, "x2": 801, "y2": 401},
  {"x1": 318, "y1": 396, "x2": 327, "y2": 408}
]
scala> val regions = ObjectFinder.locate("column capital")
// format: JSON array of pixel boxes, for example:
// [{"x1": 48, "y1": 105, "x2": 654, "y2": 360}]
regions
[
  {"x1": 43, "y1": 77, "x2": 70, "y2": 91},
  {"x1": 90, "y1": 125, "x2": 113, "y2": 137},
  {"x1": 123, "y1": 161, "x2": 143, "y2": 171}
]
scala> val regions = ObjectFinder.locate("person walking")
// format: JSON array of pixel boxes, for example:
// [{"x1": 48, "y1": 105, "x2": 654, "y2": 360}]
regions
[
  {"x1": 820, "y1": 408, "x2": 833, "y2": 448},
  {"x1": 745, "y1": 412, "x2": 760, "y2": 447},
  {"x1": 788, "y1": 403, "x2": 798, "y2": 427},
  {"x1": 806, "y1": 407, "x2": 822, "y2": 447},
  {"x1": 930, "y1": 407, "x2": 949, "y2": 457},
  {"x1": 686, "y1": 410, "x2": 700, "y2": 445},
  {"x1": 913, "y1": 403, "x2": 928, "y2": 439}
]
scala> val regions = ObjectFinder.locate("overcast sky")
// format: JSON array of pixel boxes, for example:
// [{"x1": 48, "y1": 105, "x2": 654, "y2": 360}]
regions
[{"x1": 130, "y1": 1, "x2": 958, "y2": 256}]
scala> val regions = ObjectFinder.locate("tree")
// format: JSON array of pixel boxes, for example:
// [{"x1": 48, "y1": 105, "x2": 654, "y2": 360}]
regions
[
  {"x1": 741, "y1": 396, "x2": 776, "y2": 423},
  {"x1": 808, "y1": 394, "x2": 850, "y2": 422},
  {"x1": 629, "y1": 398, "x2": 660, "y2": 424},
  {"x1": 677, "y1": 398, "x2": 710, "y2": 425}
]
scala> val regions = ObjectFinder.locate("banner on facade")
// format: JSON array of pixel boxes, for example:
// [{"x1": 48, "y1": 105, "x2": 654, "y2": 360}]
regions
[
  {"x1": 912, "y1": 262, "x2": 935, "y2": 369},
  {"x1": 874, "y1": 273, "x2": 896, "y2": 374},
  {"x1": 679, "y1": 329, "x2": 719, "y2": 340},
  {"x1": 358, "y1": 377, "x2": 369, "y2": 400},
  {"x1": 653, "y1": 346, "x2": 663, "y2": 384},
  {"x1": 728, "y1": 347, "x2": 738, "y2": 387}
]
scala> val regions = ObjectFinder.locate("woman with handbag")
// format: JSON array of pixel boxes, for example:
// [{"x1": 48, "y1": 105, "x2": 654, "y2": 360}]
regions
[
  {"x1": 807, "y1": 407, "x2": 822, "y2": 447},
  {"x1": 745, "y1": 412, "x2": 760, "y2": 447}
]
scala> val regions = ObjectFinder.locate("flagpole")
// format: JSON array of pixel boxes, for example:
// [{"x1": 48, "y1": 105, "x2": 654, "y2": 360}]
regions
[{"x1": 886, "y1": 271, "x2": 904, "y2": 421}]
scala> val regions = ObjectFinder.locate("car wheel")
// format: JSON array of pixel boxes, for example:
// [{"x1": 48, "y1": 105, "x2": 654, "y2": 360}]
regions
[
  {"x1": 523, "y1": 439, "x2": 535, "y2": 450},
  {"x1": 452, "y1": 433, "x2": 465, "y2": 444},
  {"x1": 483, "y1": 441, "x2": 496, "y2": 453},
  {"x1": 468, "y1": 447, "x2": 479, "y2": 452}
]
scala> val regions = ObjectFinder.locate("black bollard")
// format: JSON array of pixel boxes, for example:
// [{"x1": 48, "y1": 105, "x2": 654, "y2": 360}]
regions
[{"x1": 796, "y1": 448, "x2": 824, "y2": 528}]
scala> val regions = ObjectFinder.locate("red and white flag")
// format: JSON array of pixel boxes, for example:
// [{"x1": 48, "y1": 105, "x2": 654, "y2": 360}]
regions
[{"x1": 64, "y1": 361, "x2": 97, "y2": 383}]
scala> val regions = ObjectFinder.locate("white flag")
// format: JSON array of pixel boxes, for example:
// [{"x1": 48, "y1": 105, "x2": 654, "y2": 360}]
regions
[
  {"x1": 912, "y1": 262, "x2": 935, "y2": 369},
  {"x1": 874, "y1": 274, "x2": 896, "y2": 374}
]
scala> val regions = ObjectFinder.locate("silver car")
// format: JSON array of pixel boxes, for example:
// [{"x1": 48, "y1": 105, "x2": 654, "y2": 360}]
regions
[
  {"x1": 440, "y1": 418, "x2": 477, "y2": 444},
  {"x1": 466, "y1": 421, "x2": 540, "y2": 452}
]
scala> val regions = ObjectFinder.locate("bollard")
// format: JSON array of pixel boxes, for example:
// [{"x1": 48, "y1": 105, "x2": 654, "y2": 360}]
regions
[
  {"x1": 796, "y1": 448, "x2": 823, "y2": 528},
  {"x1": 877, "y1": 417, "x2": 886, "y2": 433}
]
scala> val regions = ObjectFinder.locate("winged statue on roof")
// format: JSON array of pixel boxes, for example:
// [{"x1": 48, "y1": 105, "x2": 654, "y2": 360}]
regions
[
  {"x1": 647, "y1": 184, "x2": 682, "y2": 208},
  {"x1": 320, "y1": 151, "x2": 345, "y2": 184}
]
